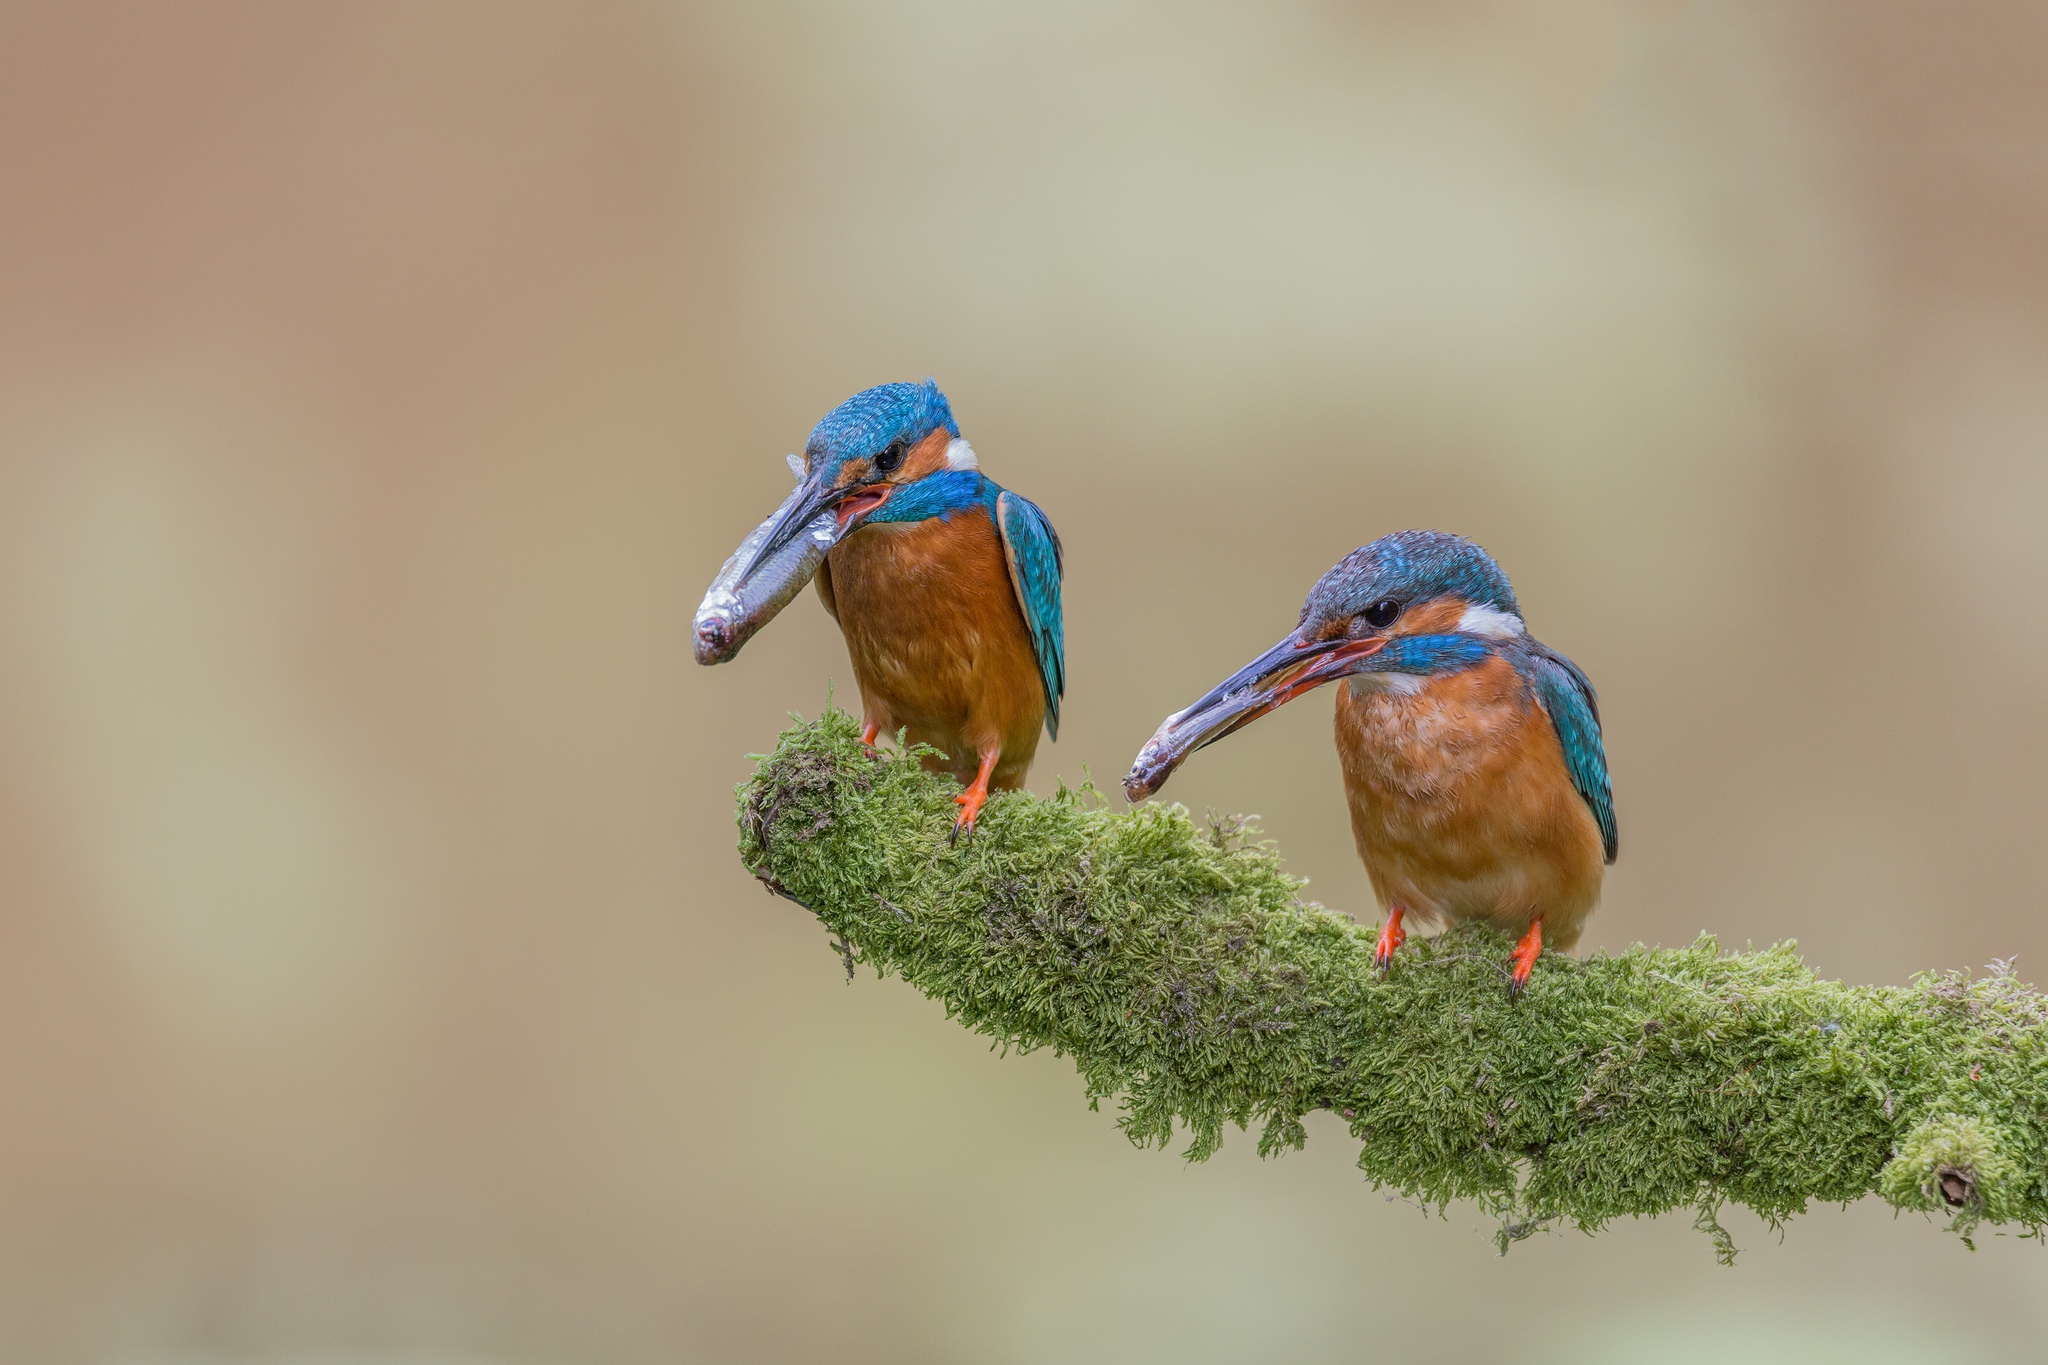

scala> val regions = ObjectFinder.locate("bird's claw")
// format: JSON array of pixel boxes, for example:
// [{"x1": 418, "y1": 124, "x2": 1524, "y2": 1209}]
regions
[
  {"x1": 950, "y1": 790, "x2": 986, "y2": 848},
  {"x1": 948, "y1": 753, "x2": 998, "y2": 851},
  {"x1": 1506, "y1": 921, "x2": 1543, "y2": 1001},
  {"x1": 1372, "y1": 908, "x2": 1406, "y2": 974}
]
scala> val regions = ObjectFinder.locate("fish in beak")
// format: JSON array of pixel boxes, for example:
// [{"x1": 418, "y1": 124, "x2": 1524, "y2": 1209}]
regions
[
  {"x1": 693, "y1": 456, "x2": 894, "y2": 666},
  {"x1": 1123, "y1": 630, "x2": 1389, "y2": 799}
]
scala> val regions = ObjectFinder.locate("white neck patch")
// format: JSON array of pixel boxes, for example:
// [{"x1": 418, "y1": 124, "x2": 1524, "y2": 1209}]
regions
[
  {"x1": 1456, "y1": 603, "x2": 1524, "y2": 639},
  {"x1": 945, "y1": 437, "x2": 979, "y2": 470}
]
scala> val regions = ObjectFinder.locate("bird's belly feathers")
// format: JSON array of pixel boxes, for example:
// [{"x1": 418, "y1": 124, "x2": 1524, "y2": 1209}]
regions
[
  {"x1": 1336, "y1": 657, "x2": 1604, "y2": 946},
  {"x1": 819, "y1": 509, "x2": 1044, "y2": 781}
]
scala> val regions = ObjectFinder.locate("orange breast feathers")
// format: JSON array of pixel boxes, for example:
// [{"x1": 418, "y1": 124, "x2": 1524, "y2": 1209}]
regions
[
  {"x1": 1334, "y1": 653, "x2": 1607, "y2": 948},
  {"x1": 814, "y1": 506, "x2": 1046, "y2": 789}
]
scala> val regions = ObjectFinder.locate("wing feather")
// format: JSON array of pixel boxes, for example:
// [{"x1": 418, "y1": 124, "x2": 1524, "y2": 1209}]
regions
[
  {"x1": 1528, "y1": 645, "x2": 1618, "y2": 863},
  {"x1": 994, "y1": 489, "x2": 1065, "y2": 739}
]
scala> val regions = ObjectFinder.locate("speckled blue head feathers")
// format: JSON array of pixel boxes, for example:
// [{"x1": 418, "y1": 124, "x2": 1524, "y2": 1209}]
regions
[
  {"x1": 1302, "y1": 530, "x2": 1520, "y2": 631},
  {"x1": 804, "y1": 379, "x2": 959, "y2": 481}
]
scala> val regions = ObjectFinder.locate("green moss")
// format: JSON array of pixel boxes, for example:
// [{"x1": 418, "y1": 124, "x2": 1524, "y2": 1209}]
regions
[{"x1": 737, "y1": 710, "x2": 2048, "y2": 1253}]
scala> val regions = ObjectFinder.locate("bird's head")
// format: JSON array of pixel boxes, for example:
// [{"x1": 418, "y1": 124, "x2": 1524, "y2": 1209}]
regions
[
  {"x1": 795, "y1": 378, "x2": 973, "y2": 524},
  {"x1": 1123, "y1": 531, "x2": 1523, "y2": 798},
  {"x1": 694, "y1": 379, "x2": 976, "y2": 664}
]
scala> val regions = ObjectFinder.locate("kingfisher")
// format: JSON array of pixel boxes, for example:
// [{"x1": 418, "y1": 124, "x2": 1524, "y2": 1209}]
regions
[
  {"x1": 1123, "y1": 531, "x2": 1614, "y2": 997},
  {"x1": 694, "y1": 379, "x2": 1064, "y2": 841}
]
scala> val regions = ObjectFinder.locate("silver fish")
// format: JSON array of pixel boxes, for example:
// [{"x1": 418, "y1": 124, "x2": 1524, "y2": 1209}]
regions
[
  {"x1": 694, "y1": 470, "x2": 836, "y2": 666},
  {"x1": 1123, "y1": 630, "x2": 1390, "y2": 800},
  {"x1": 1123, "y1": 691, "x2": 1268, "y2": 801}
]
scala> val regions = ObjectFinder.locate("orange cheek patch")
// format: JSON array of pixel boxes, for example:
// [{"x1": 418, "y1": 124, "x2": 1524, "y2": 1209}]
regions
[
  {"x1": 1394, "y1": 597, "x2": 1469, "y2": 636},
  {"x1": 898, "y1": 429, "x2": 955, "y2": 482}
]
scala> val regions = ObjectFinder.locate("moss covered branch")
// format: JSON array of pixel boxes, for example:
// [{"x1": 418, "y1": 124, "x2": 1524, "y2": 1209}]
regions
[{"x1": 738, "y1": 710, "x2": 2048, "y2": 1254}]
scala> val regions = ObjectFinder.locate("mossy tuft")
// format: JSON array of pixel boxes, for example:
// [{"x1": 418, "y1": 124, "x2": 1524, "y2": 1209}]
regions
[{"x1": 738, "y1": 709, "x2": 2048, "y2": 1253}]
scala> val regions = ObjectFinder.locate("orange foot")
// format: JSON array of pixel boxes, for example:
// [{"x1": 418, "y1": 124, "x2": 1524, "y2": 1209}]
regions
[
  {"x1": 1508, "y1": 919, "x2": 1543, "y2": 1000},
  {"x1": 860, "y1": 720, "x2": 881, "y2": 758},
  {"x1": 950, "y1": 749, "x2": 1000, "y2": 847},
  {"x1": 1373, "y1": 906, "x2": 1407, "y2": 973}
]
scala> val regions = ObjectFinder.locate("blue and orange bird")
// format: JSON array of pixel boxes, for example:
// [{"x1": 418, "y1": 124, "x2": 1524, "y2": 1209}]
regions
[
  {"x1": 1123, "y1": 531, "x2": 1614, "y2": 997},
  {"x1": 694, "y1": 379, "x2": 1064, "y2": 840}
]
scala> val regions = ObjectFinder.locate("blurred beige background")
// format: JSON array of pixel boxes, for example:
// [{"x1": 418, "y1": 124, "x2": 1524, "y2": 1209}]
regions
[{"x1": 2, "y1": 2, "x2": 2046, "y2": 1361}]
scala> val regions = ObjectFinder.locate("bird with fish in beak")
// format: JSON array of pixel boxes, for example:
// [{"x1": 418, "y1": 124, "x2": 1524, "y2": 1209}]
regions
[
  {"x1": 696, "y1": 379, "x2": 1064, "y2": 843},
  {"x1": 1125, "y1": 530, "x2": 1615, "y2": 997}
]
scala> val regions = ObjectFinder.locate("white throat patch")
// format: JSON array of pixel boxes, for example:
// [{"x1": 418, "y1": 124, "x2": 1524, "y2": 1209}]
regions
[
  {"x1": 945, "y1": 437, "x2": 979, "y2": 470},
  {"x1": 1349, "y1": 672, "x2": 1427, "y2": 697},
  {"x1": 1456, "y1": 603, "x2": 1524, "y2": 639}
]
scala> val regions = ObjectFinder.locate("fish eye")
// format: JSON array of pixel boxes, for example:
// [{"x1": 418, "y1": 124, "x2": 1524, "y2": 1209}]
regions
[
  {"x1": 873, "y1": 442, "x2": 907, "y2": 476},
  {"x1": 1363, "y1": 598, "x2": 1402, "y2": 629}
]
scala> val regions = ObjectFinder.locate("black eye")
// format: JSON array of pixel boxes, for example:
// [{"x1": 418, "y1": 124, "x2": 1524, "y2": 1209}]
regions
[
  {"x1": 873, "y1": 442, "x2": 906, "y2": 476},
  {"x1": 1363, "y1": 599, "x2": 1402, "y2": 629}
]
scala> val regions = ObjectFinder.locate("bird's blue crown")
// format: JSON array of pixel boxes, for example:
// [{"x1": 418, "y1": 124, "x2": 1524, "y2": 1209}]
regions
[
  {"x1": 1303, "y1": 529, "x2": 1520, "y2": 628},
  {"x1": 805, "y1": 379, "x2": 959, "y2": 482}
]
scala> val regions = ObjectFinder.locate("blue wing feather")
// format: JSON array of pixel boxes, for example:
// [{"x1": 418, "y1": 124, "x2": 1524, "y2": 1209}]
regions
[
  {"x1": 1526, "y1": 644, "x2": 1617, "y2": 863},
  {"x1": 993, "y1": 488, "x2": 1065, "y2": 739}
]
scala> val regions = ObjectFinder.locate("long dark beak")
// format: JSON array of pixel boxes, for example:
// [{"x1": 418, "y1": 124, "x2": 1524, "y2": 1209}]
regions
[
  {"x1": 692, "y1": 468, "x2": 892, "y2": 666},
  {"x1": 755, "y1": 468, "x2": 850, "y2": 566},
  {"x1": 1122, "y1": 630, "x2": 1388, "y2": 799}
]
